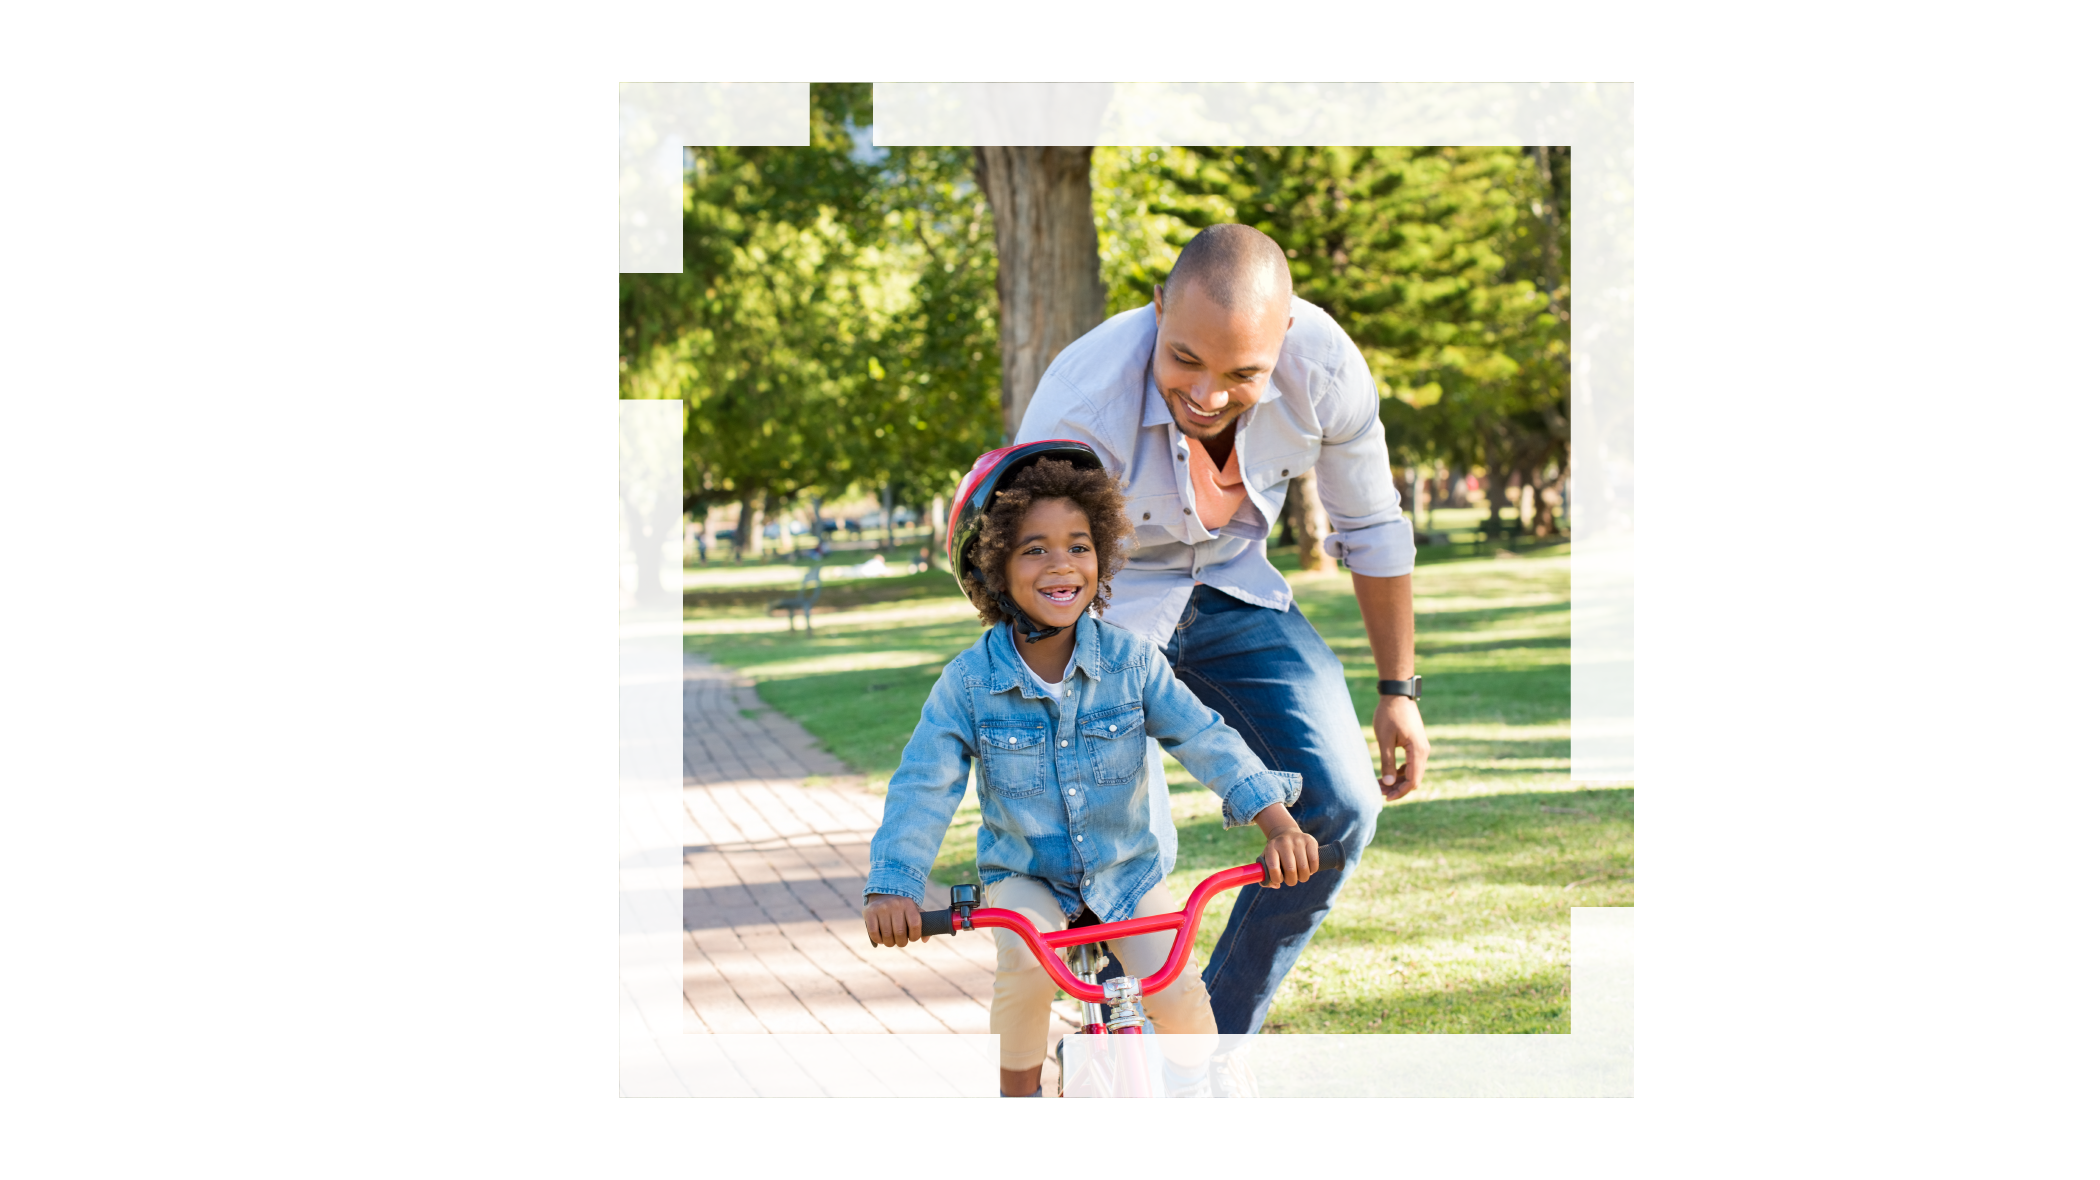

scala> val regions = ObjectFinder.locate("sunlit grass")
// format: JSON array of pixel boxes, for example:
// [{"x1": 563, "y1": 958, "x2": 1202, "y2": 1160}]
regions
[{"x1": 684, "y1": 541, "x2": 1627, "y2": 1033}]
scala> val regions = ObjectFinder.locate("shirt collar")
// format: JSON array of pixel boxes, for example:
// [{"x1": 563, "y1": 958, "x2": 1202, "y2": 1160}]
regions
[
  {"x1": 1141, "y1": 360, "x2": 1175, "y2": 428},
  {"x1": 988, "y1": 613, "x2": 1100, "y2": 695}
]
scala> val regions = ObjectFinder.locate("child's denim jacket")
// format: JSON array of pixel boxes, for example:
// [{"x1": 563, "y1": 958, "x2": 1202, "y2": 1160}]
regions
[{"x1": 863, "y1": 612, "x2": 1301, "y2": 924}]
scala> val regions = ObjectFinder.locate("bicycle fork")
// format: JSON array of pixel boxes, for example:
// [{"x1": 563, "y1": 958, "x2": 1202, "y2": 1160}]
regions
[{"x1": 1056, "y1": 942, "x2": 1151, "y2": 1096}]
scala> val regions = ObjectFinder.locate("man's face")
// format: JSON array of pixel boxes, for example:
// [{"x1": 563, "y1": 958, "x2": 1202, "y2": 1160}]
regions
[{"x1": 1150, "y1": 283, "x2": 1293, "y2": 441}]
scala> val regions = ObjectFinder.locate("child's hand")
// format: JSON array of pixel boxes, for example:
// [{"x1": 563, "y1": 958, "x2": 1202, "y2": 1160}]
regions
[
  {"x1": 864, "y1": 893, "x2": 924, "y2": 946},
  {"x1": 1252, "y1": 803, "x2": 1322, "y2": 888}
]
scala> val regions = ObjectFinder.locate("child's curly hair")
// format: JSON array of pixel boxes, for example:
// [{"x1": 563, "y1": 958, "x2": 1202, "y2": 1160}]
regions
[{"x1": 964, "y1": 459, "x2": 1132, "y2": 628}]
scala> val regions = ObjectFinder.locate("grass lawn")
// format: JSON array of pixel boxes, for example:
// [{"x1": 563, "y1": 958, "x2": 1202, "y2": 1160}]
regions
[{"x1": 684, "y1": 538, "x2": 1630, "y2": 1033}]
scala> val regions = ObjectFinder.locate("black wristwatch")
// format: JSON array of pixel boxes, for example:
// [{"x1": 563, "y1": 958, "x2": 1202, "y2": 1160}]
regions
[{"x1": 1378, "y1": 676, "x2": 1423, "y2": 700}]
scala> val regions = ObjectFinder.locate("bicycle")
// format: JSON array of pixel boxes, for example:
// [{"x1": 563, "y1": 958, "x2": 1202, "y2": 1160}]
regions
[{"x1": 910, "y1": 842, "x2": 1343, "y2": 1097}]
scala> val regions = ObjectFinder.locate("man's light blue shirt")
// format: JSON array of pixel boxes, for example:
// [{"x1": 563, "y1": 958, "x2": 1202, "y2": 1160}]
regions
[{"x1": 1016, "y1": 297, "x2": 1415, "y2": 651}]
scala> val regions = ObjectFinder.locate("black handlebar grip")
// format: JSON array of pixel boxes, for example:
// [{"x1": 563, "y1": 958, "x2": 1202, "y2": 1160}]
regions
[
  {"x1": 1317, "y1": 843, "x2": 1344, "y2": 874},
  {"x1": 918, "y1": 908, "x2": 956, "y2": 937}
]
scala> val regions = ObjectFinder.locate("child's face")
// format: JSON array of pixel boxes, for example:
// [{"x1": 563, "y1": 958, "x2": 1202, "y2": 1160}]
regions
[{"x1": 1003, "y1": 497, "x2": 1098, "y2": 628}]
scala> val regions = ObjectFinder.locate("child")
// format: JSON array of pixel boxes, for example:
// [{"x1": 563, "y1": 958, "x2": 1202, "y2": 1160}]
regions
[{"x1": 863, "y1": 444, "x2": 1322, "y2": 1097}]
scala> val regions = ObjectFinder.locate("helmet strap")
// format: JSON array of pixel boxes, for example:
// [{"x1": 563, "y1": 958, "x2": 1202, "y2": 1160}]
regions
[
  {"x1": 970, "y1": 569, "x2": 1068, "y2": 644},
  {"x1": 995, "y1": 592, "x2": 1067, "y2": 644}
]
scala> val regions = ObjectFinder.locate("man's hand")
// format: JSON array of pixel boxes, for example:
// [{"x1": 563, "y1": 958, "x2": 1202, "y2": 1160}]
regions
[
  {"x1": 863, "y1": 893, "x2": 924, "y2": 947},
  {"x1": 1351, "y1": 571, "x2": 1431, "y2": 801},
  {"x1": 1375, "y1": 694, "x2": 1430, "y2": 800},
  {"x1": 1252, "y1": 803, "x2": 1322, "y2": 888}
]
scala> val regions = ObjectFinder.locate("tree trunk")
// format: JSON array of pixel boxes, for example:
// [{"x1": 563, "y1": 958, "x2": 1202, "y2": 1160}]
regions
[
  {"x1": 1482, "y1": 461, "x2": 1510, "y2": 538},
  {"x1": 1285, "y1": 472, "x2": 1334, "y2": 573},
  {"x1": 1536, "y1": 463, "x2": 1566, "y2": 537},
  {"x1": 734, "y1": 492, "x2": 759, "y2": 561},
  {"x1": 881, "y1": 484, "x2": 895, "y2": 551},
  {"x1": 975, "y1": 146, "x2": 1105, "y2": 442}
]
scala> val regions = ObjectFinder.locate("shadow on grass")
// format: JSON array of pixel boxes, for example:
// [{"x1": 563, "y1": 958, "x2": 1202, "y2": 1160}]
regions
[{"x1": 1262, "y1": 966, "x2": 1572, "y2": 1034}]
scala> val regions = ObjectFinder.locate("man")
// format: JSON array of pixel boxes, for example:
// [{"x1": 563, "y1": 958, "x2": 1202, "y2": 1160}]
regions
[{"x1": 1016, "y1": 223, "x2": 1430, "y2": 1036}]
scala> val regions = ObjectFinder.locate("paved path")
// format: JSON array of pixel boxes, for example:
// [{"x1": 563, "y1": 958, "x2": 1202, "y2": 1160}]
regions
[{"x1": 682, "y1": 653, "x2": 1079, "y2": 1076}]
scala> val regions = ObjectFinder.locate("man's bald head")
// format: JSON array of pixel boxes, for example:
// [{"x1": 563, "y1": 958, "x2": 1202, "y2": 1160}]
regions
[
  {"x1": 1160, "y1": 223, "x2": 1293, "y2": 317},
  {"x1": 1149, "y1": 224, "x2": 1297, "y2": 443}
]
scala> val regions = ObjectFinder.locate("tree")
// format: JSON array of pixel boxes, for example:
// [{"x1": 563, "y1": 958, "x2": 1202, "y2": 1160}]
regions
[
  {"x1": 619, "y1": 85, "x2": 1003, "y2": 536},
  {"x1": 1090, "y1": 145, "x2": 1571, "y2": 538},
  {"x1": 975, "y1": 147, "x2": 1104, "y2": 441}
]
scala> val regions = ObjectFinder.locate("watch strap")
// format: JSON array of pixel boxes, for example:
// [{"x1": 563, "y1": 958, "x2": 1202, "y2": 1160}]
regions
[{"x1": 1378, "y1": 677, "x2": 1422, "y2": 699}]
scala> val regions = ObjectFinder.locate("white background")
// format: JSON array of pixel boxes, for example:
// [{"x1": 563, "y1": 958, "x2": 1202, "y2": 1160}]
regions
[{"x1": 2, "y1": 4, "x2": 2092, "y2": 1176}]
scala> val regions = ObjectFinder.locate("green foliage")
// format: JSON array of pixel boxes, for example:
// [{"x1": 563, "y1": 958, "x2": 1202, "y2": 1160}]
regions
[
  {"x1": 1091, "y1": 145, "x2": 1572, "y2": 493},
  {"x1": 627, "y1": 119, "x2": 1571, "y2": 523},
  {"x1": 619, "y1": 84, "x2": 1002, "y2": 513}
]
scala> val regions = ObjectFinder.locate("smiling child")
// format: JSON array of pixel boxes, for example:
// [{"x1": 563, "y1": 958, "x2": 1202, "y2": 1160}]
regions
[{"x1": 862, "y1": 449, "x2": 1320, "y2": 1097}]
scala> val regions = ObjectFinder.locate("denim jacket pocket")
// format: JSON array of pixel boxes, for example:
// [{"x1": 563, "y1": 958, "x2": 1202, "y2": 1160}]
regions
[
  {"x1": 978, "y1": 720, "x2": 1047, "y2": 797},
  {"x1": 1079, "y1": 702, "x2": 1145, "y2": 784}
]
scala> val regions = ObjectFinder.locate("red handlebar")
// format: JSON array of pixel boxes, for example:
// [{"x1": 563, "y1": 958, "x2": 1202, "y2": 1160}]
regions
[{"x1": 936, "y1": 842, "x2": 1341, "y2": 1004}]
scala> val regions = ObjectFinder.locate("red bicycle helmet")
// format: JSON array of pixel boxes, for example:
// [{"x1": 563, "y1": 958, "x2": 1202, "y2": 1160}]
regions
[{"x1": 947, "y1": 440, "x2": 1104, "y2": 642}]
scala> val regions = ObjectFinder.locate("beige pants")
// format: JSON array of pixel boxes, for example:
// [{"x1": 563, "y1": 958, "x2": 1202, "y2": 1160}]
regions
[{"x1": 984, "y1": 875, "x2": 1217, "y2": 1072}]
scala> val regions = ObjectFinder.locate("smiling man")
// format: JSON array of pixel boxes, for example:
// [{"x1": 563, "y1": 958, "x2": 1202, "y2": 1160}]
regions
[{"x1": 1015, "y1": 222, "x2": 1430, "y2": 1037}]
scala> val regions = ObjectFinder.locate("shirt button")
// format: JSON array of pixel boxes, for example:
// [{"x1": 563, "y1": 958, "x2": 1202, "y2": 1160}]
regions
[
  {"x1": 1183, "y1": 508, "x2": 1191, "y2": 515},
  {"x1": 1068, "y1": 788, "x2": 1077, "y2": 796},
  {"x1": 1142, "y1": 512, "x2": 1150, "y2": 520},
  {"x1": 1060, "y1": 739, "x2": 1068, "y2": 747},
  {"x1": 1282, "y1": 468, "x2": 1290, "y2": 476},
  {"x1": 1076, "y1": 835, "x2": 1084, "y2": 842},
  {"x1": 1008, "y1": 737, "x2": 1017, "y2": 745},
  {"x1": 1108, "y1": 724, "x2": 1116, "y2": 732}
]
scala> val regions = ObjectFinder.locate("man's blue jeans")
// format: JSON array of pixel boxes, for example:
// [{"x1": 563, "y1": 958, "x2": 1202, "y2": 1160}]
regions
[{"x1": 1164, "y1": 585, "x2": 1382, "y2": 1035}]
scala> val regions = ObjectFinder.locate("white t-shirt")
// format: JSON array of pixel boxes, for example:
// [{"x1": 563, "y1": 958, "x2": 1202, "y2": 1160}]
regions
[{"x1": 1016, "y1": 644, "x2": 1078, "y2": 698}]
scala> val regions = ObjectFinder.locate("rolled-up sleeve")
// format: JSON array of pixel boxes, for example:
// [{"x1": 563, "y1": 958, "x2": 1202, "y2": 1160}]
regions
[
  {"x1": 1215, "y1": 768, "x2": 1304, "y2": 830},
  {"x1": 1314, "y1": 339, "x2": 1416, "y2": 577}
]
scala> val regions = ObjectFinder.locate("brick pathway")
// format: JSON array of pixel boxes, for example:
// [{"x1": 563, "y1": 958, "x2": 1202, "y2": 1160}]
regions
[{"x1": 682, "y1": 652, "x2": 1079, "y2": 1078}]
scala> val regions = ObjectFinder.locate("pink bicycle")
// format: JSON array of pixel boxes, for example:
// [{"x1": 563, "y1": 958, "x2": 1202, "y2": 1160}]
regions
[{"x1": 913, "y1": 842, "x2": 1342, "y2": 1096}]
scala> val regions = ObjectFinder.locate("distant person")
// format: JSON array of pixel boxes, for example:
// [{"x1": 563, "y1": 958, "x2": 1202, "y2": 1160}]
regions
[{"x1": 1015, "y1": 222, "x2": 1431, "y2": 1038}]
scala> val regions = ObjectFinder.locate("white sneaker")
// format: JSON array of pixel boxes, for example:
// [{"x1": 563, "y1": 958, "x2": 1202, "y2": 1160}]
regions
[{"x1": 1206, "y1": 1051, "x2": 1261, "y2": 1098}]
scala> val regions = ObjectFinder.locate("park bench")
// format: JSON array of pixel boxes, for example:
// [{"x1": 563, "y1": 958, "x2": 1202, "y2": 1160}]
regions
[{"x1": 770, "y1": 564, "x2": 822, "y2": 632}]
